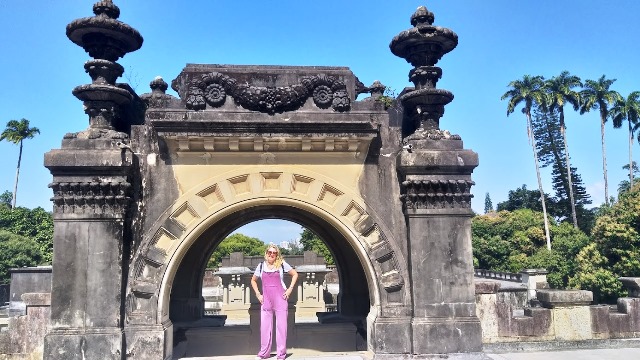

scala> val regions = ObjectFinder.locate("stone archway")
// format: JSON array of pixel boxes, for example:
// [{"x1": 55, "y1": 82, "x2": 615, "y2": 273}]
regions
[
  {"x1": 44, "y1": 3, "x2": 484, "y2": 359},
  {"x1": 124, "y1": 168, "x2": 410, "y2": 358}
]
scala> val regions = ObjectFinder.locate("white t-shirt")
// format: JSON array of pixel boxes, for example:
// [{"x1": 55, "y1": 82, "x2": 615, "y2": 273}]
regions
[{"x1": 253, "y1": 261, "x2": 293, "y2": 290}]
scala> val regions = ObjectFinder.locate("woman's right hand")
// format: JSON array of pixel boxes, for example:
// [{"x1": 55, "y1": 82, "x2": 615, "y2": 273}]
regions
[{"x1": 257, "y1": 293, "x2": 263, "y2": 304}]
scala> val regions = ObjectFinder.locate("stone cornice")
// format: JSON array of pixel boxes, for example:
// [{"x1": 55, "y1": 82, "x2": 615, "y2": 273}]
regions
[
  {"x1": 400, "y1": 179, "x2": 474, "y2": 210},
  {"x1": 160, "y1": 134, "x2": 374, "y2": 156},
  {"x1": 49, "y1": 180, "x2": 132, "y2": 216}
]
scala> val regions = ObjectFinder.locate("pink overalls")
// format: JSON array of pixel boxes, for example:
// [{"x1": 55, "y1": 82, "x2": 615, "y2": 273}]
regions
[{"x1": 257, "y1": 270, "x2": 288, "y2": 359}]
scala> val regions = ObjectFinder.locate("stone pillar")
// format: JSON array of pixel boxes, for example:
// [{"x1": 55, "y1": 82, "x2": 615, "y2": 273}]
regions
[
  {"x1": 398, "y1": 150, "x2": 482, "y2": 354},
  {"x1": 295, "y1": 265, "x2": 330, "y2": 320},
  {"x1": 520, "y1": 268, "x2": 549, "y2": 302},
  {"x1": 43, "y1": 149, "x2": 133, "y2": 359},
  {"x1": 43, "y1": 2, "x2": 144, "y2": 359},
  {"x1": 216, "y1": 271, "x2": 253, "y2": 320},
  {"x1": 391, "y1": 6, "x2": 483, "y2": 356}
]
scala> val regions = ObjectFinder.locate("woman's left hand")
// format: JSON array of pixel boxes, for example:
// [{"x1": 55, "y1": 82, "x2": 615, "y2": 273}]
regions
[{"x1": 283, "y1": 288, "x2": 292, "y2": 300}]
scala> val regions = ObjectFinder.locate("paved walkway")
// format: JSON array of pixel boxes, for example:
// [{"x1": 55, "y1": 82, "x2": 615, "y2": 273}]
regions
[
  {"x1": 486, "y1": 347, "x2": 640, "y2": 359},
  {"x1": 178, "y1": 347, "x2": 640, "y2": 359},
  {"x1": 178, "y1": 350, "x2": 372, "y2": 359}
]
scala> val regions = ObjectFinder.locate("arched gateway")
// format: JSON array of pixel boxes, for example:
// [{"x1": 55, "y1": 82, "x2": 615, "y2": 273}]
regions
[{"x1": 43, "y1": 2, "x2": 483, "y2": 359}]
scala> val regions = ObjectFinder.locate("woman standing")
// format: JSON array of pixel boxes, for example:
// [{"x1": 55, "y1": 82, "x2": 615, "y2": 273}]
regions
[{"x1": 251, "y1": 244, "x2": 298, "y2": 360}]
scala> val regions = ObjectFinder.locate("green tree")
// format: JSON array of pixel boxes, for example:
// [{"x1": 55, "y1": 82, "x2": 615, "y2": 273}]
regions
[
  {"x1": 472, "y1": 209, "x2": 550, "y2": 272},
  {"x1": 0, "y1": 230, "x2": 43, "y2": 284},
  {"x1": 0, "y1": 205, "x2": 53, "y2": 263},
  {"x1": 570, "y1": 183, "x2": 640, "y2": 302},
  {"x1": 472, "y1": 209, "x2": 589, "y2": 289},
  {"x1": 0, "y1": 119, "x2": 40, "y2": 209},
  {"x1": 484, "y1": 193, "x2": 493, "y2": 214},
  {"x1": 0, "y1": 191, "x2": 12, "y2": 207},
  {"x1": 207, "y1": 233, "x2": 266, "y2": 268},
  {"x1": 502, "y1": 75, "x2": 552, "y2": 249},
  {"x1": 618, "y1": 162, "x2": 640, "y2": 195},
  {"x1": 580, "y1": 76, "x2": 620, "y2": 206},
  {"x1": 569, "y1": 244, "x2": 623, "y2": 303},
  {"x1": 299, "y1": 228, "x2": 334, "y2": 265},
  {"x1": 496, "y1": 184, "x2": 551, "y2": 213},
  {"x1": 531, "y1": 107, "x2": 593, "y2": 231},
  {"x1": 611, "y1": 91, "x2": 640, "y2": 188},
  {"x1": 549, "y1": 162, "x2": 594, "y2": 233},
  {"x1": 545, "y1": 71, "x2": 582, "y2": 228}
]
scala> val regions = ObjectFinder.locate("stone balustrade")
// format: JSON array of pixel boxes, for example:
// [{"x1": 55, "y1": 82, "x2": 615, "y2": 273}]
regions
[{"x1": 203, "y1": 251, "x2": 331, "y2": 322}]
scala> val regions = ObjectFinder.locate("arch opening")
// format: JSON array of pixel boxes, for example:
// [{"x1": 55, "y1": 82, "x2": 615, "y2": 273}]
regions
[{"x1": 168, "y1": 204, "x2": 374, "y2": 357}]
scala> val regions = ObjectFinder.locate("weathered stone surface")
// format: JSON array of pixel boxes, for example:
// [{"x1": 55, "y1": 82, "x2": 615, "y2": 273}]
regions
[
  {"x1": 0, "y1": 292, "x2": 51, "y2": 357},
  {"x1": 475, "y1": 293, "x2": 499, "y2": 340},
  {"x1": 608, "y1": 313, "x2": 631, "y2": 337},
  {"x1": 7, "y1": 267, "x2": 51, "y2": 317},
  {"x1": 616, "y1": 298, "x2": 640, "y2": 332},
  {"x1": 551, "y1": 306, "x2": 593, "y2": 341},
  {"x1": 124, "y1": 325, "x2": 172, "y2": 360},
  {"x1": 369, "y1": 317, "x2": 411, "y2": 354},
  {"x1": 524, "y1": 307, "x2": 552, "y2": 337},
  {"x1": 475, "y1": 281, "x2": 500, "y2": 295},
  {"x1": 590, "y1": 305, "x2": 610, "y2": 335},
  {"x1": 537, "y1": 289, "x2": 593, "y2": 308},
  {"x1": 411, "y1": 318, "x2": 483, "y2": 353},
  {"x1": 44, "y1": 331, "x2": 123, "y2": 360}
]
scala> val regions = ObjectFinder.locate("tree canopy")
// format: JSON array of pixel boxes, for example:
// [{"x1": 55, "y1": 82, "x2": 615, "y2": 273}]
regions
[
  {"x1": 569, "y1": 183, "x2": 640, "y2": 302},
  {"x1": 299, "y1": 228, "x2": 334, "y2": 265},
  {"x1": 0, "y1": 230, "x2": 43, "y2": 284},
  {"x1": 207, "y1": 233, "x2": 266, "y2": 268}
]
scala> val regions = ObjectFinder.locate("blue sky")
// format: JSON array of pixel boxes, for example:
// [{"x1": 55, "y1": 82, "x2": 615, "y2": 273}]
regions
[{"x1": 1, "y1": 1, "x2": 639, "y2": 244}]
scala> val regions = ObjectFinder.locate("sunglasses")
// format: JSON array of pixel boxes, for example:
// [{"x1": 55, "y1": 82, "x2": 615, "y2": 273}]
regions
[{"x1": 267, "y1": 250, "x2": 278, "y2": 256}]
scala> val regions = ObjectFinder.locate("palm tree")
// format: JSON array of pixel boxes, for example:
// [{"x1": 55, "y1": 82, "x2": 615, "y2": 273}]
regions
[
  {"x1": 580, "y1": 75, "x2": 620, "y2": 206},
  {"x1": 611, "y1": 91, "x2": 640, "y2": 188},
  {"x1": 501, "y1": 75, "x2": 552, "y2": 250},
  {"x1": 545, "y1": 71, "x2": 582, "y2": 228},
  {"x1": 0, "y1": 119, "x2": 40, "y2": 209}
]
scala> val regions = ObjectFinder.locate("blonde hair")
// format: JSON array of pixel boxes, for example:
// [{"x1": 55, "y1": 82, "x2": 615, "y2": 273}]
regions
[{"x1": 264, "y1": 244, "x2": 284, "y2": 269}]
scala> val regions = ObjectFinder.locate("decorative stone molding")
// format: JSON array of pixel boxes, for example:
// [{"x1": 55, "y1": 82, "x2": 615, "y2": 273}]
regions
[
  {"x1": 127, "y1": 170, "x2": 408, "y2": 323},
  {"x1": 400, "y1": 179, "x2": 474, "y2": 210},
  {"x1": 49, "y1": 181, "x2": 132, "y2": 215},
  {"x1": 185, "y1": 72, "x2": 351, "y2": 114},
  {"x1": 163, "y1": 135, "x2": 371, "y2": 157},
  {"x1": 140, "y1": 76, "x2": 179, "y2": 109}
]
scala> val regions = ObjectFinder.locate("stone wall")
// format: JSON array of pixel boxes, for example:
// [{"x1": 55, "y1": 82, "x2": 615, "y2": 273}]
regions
[
  {"x1": 0, "y1": 293, "x2": 50, "y2": 360},
  {"x1": 7, "y1": 267, "x2": 51, "y2": 318},
  {"x1": 475, "y1": 277, "x2": 640, "y2": 344}
]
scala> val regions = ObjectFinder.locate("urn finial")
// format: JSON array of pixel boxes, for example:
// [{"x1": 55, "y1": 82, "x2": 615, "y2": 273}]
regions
[
  {"x1": 390, "y1": 5, "x2": 460, "y2": 142},
  {"x1": 65, "y1": 1, "x2": 144, "y2": 139}
]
